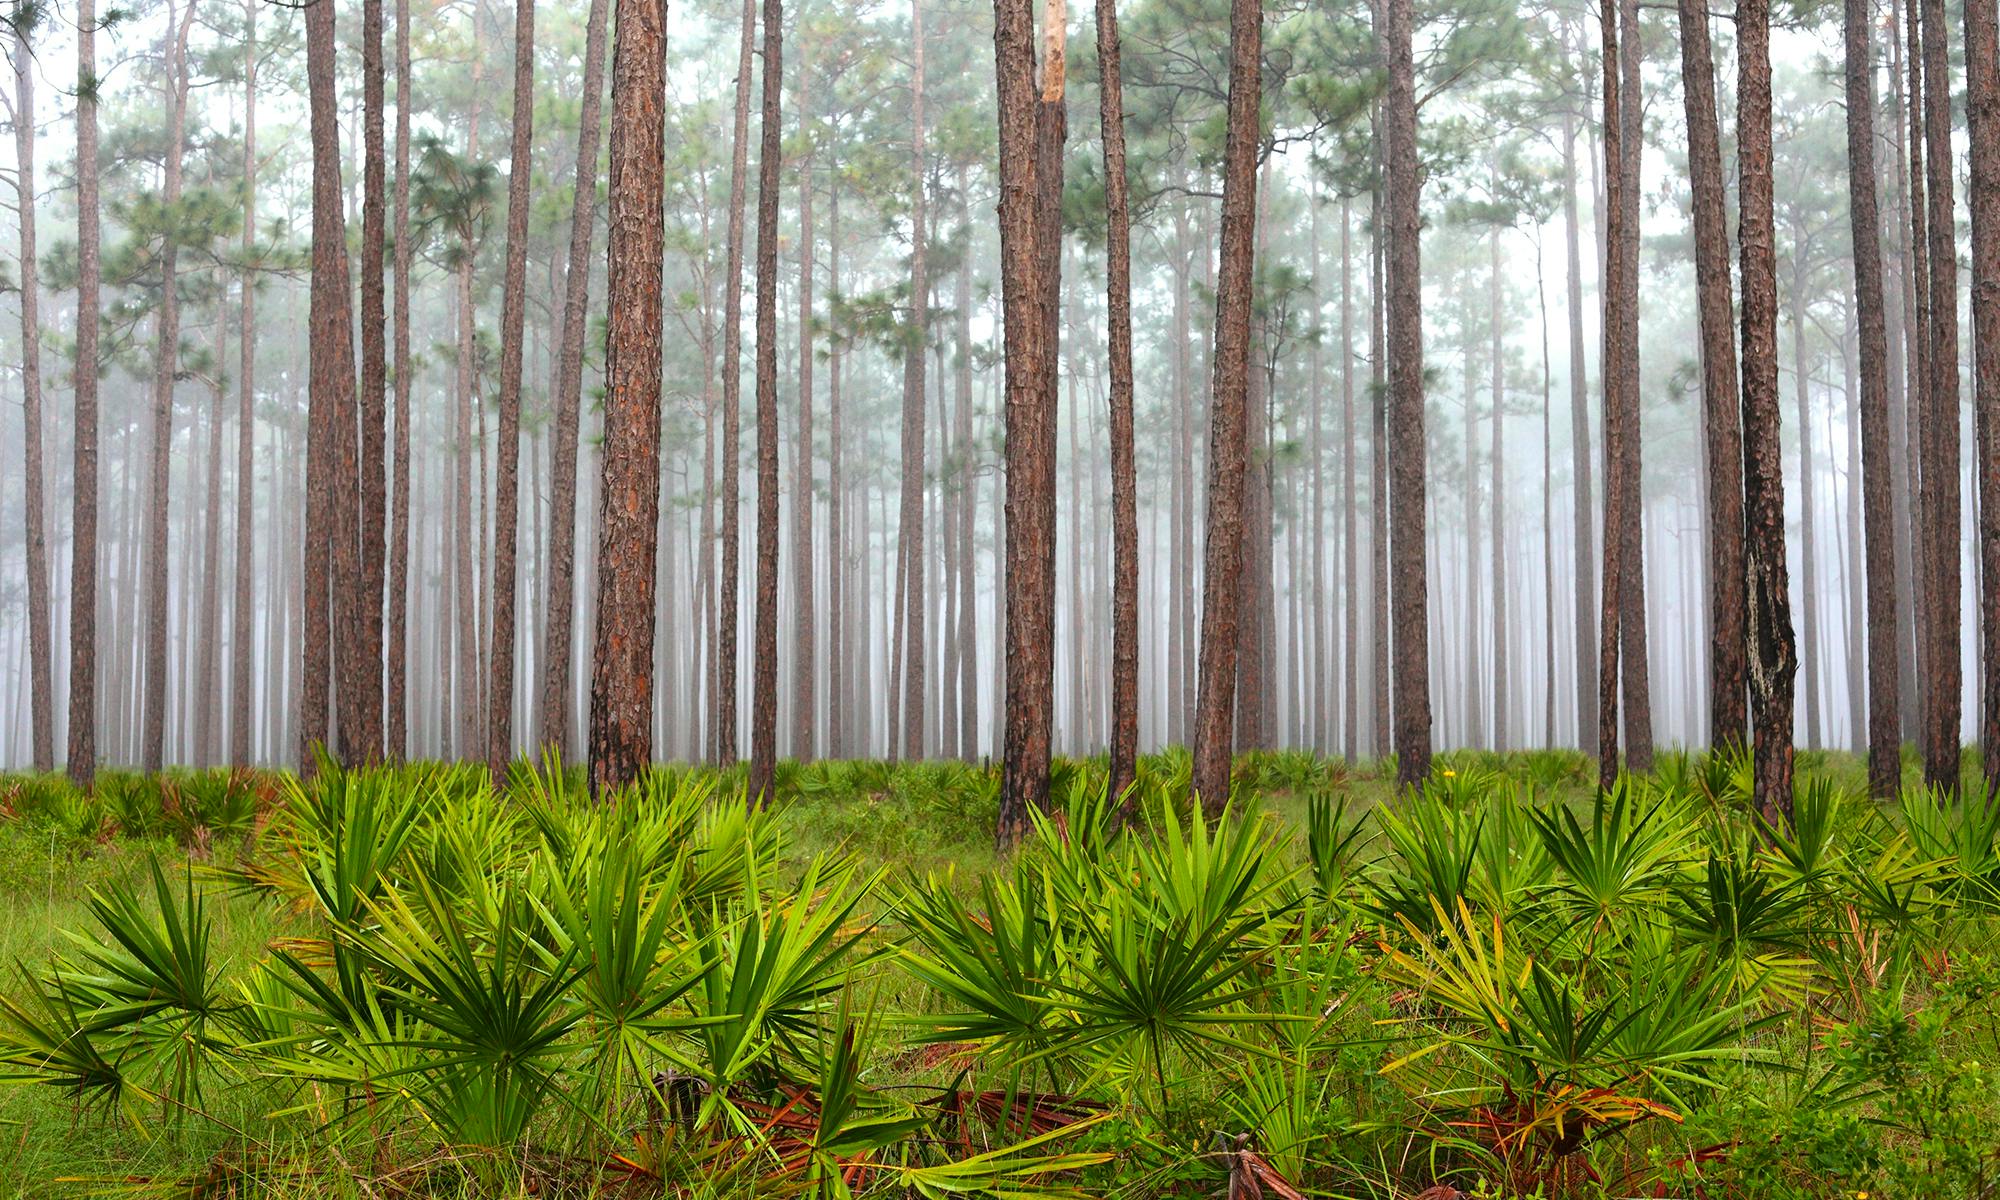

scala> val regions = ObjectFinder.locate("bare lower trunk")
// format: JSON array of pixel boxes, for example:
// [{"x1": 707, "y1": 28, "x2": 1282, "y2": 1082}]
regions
[
  {"x1": 586, "y1": 0, "x2": 669, "y2": 797},
  {"x1": 1740, "y1": 0, "x2": 1800, "y2": 821},
  {"x1": 386, "y1": 0, "x2": 416, "y2": 759},
  {"x1": 1971, "y1": 0, "x2": 2000, "y2": 792},
  {"x1": 793, "y1": 42, "x2": 817, "y2": 761},
  {"x1": 487, "y1": 0, "x2": 536, "y2": 781},
  {"x1": 232, "y1": 0, "x2": 260, "y2": 765},
  {"x1": 1098, "y1": 0, "x2": 1139, "y2": 804},
  {"x1": 539, "y1": 0, "x2": 609, "y2": 760},
  {"x1": 1384, "y1": 0, "x2": 1429, "y2": 789},
  {"x1": 68, "y1": 0, "x2": 102, "y2": 788},
  {"x1": 11, "y1": 25, "x2": 52, "y2": 772},
  {"x1": 748, "y1": 0, "x2": 784, "y2": 802},
  {"x1": 1919, "y1": 0, "x2": 1962, "y2": 792},
  {"x1": 355, "y1": 0, "x2": 387, "y2": 764}
]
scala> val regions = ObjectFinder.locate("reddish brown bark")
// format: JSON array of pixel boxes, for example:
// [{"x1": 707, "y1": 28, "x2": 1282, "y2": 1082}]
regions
[
  {"x1": 1097, "y1": 0, "x2": 1138, "y2": 805},
  {"x1": 486, "y1": 0, "x2": 535, "y2": 782},
  {"x1": 587, "y1": 0, "x2": 669, "y2": 798},
  {"x1": 1384, "y1": 0, "x2": 1429, "y2": 790},
  {"x1": 1739, "y1": 0, "x2": 1799, "y2": 822},
  {"x1": 11, "y1": 20, "x2": 52, "y2": 772},
  {"x1": 1966, "y1": 0, "x2": 2000, "y2": 794},
  {"x1": 748, "y1": 0, "x2": 784, "y2": 803},
  {"x1": 539, "y1": 0, "x2": 610, "y2": 758},
  {"x1": 386, "y1": 0, "x2": 415, "y2": 759},
  {"x1": 1679, "y1": 0, "x2": 1747, "y2": 755},
  {"x1": 1850, "y1": 0, "x2": 1903, "y2": 798},
  {"x1": 69, "y1": 0, "x2": 100, "y2": 789},
  {"x1": 1920, "y1": 0, "x2": 1962, "y2": 792},
  {"x1": 1190, "y1": 0, "x2": 1263, "y2": 811}
]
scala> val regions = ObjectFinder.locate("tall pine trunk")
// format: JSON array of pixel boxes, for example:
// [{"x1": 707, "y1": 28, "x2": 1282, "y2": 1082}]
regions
[
  {"x1": 539, "y1": 0, "x2": 609, "y2": 759},
  {"x1": 1920, "y1": 0, "x2": 1962, "y2": 792},
  {"x1": 716, "y1": 0, "x2": 754, "y2": 766},
  {"x1": 748, "y1": 0, "x2": 784, "y2": 801},
  {"x1": 1740, "y1": 0, "x2": 1800, "y2": 821},
  {"x1": 1562, "y1": 15, "x2": 1597, "y2": 756},
  {"x1": 994, "y1": 0, "x2": 1063, "y2": 842},
  {"x1": 1384, "y1": 0, "x2": 1429, "y2": 789},
  {"x1": 897, "y1": 0, "x2": 932, "y2": 763},
  {"x1": 1680, "y1": 0, "x2": 1747, "y2": 754},
  {"x1": 1596, "y1": 0, "x2": 1632, "y2": 790},
  {"x1": 387, "y1": 0, "x2": 416, "y2": 758},
  {"x1": 141, "y1": 0, "x2": 197, "y2": 773},
  {"x1": 586, "y1": 0, "x2": 669, "y2": 797},
  {"x1": 1097, "y1": 0, "x2": 1139, "y2": 804},
  {"x1": 487, "y1": 0, "x2": 536, "y2": 780},
  {"x1": 68, "y1": 0, "x2": 102, "y2": 787},
  {"x1": 231, "y1": 0, "x2": 259, "y2": 765},
  {"x1": 793, "y1": 40, "x2": 817, "y2": 761},
  {"x1": 356, "y1": 0, "x2": 387, "y2": 763},
  {"x1": 11, "y1": 19, "x2": 52, "y2": 772},
  {"x1": 1189, "y1": 0, "x2": 1262, "y2": 810},
  {"x1": 1965, "y1": 0, "x2": 2000, "y2": 793}
]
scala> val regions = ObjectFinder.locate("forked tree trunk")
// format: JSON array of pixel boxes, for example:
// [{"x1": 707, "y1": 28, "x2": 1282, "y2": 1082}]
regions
[
  {"x1": 539, "y1": 0, "x2": 610, "y2": 759},
  {"x1": 487, "y1": 0, "x2": 536, "y2": 781},
  {"x1": 586, "y1": 0, "x2": 669, "y2": 797}
]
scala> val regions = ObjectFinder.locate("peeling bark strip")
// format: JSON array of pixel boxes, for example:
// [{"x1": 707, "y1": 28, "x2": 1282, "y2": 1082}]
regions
[
  {"x1": 1738, "y1": 0, "x2": 1799, "y2": 822},
  {"x1": 587, "y1": 0, "x2": 669, "y2": 799},
  {"x1": 1190, "y1": 0, "x2": 1262, "y2": 812}
]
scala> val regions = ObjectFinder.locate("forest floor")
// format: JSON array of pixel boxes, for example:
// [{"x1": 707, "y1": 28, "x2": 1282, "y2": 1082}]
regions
[{"x1": 0, "y1": 745, "x2": 1987, "y2": 1199}]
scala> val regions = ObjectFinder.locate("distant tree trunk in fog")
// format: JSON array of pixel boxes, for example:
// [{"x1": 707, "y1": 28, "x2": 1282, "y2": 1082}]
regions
[
  {"x1": 715, "y1": 0, "x2": 754, "y2": 767},
  {"x1": 1595, "y1": 0, "x2": 1631, "y2": 791},
  {"x1": 1097, "y1": 0, "x2": 1139, "y2": 805},
  {"x1": 539, "y1": 0, "x2": 608, "y2": 760},
  {"x1": 827, "y1": 177, "x2": 846, "y2": 758},
  {"x1": 955, "y1": 178, "x2": 979, "y2": 761},
  {"x1": 1562, "y1": 17, "x2": 1597, "y2": 758},
  {"x1": 1188, "y1": 0, "x2": 1260, "y2": 812},
  {"x1": 355, "y1": 0, "x2": 387, "y2": 765},
  {"x1": 12, "y1": 19, "x2": 53, "y2": 772},
  {"x1": 1341, "y1": 198, "x2": 1360, "y2": 759},
  {"x1": 1966, "y1": 0, "x2": 2000, "y2": 792},
  {"x1": 793, "y1": 41, "x2": 817, "y2": 762},
  {"x1": 387, "y1": 0, "x2": 416, "y2": 760},
  {"x1": 141, "y1": 0, "x2": 196, "y2": 774},
  {"x1": 453, "y1": 231, "x2": 479, "y2": 758},
  {"x1": 1539, "y1": 243, "x2": 1557, "y2": 745},
  {"x1": 231, "y1": 0, "x2": 260, "y2": 766},
  {"x1": 896, "y1": 0, "x2": 932, "y2": 764},
  {"x1": 749, "y1": 0, "x2": 784, "y2": 802},
  {"x1": 1679, "y1": 0, "x2": 1747, "y2": 756},
  {"x1": 69, "y1": 0, "x2": 101, "y2": 789},
  {"x1": 1919, "y1": 0, "x2": 1961, "y2": 792},
  {"x1": 1739, "y1": 0, "x2": 1799, "y2": 822},
  {"x1": 994, "y1": 0, "x2": 1061, "y2": 844},
  {"x1": 487, "y1": 0, "x2": 535, "y2": 782},
  {"x1": 1613, "y1": 0, "x2": 1652, "y2": 773},
  {"x1": 1793, "y1": 286, "x2": 1823, "y2": 752},
  {"x1": 303, "y1": 0, "x2": 356, "y2": 771},
  {"x1": 587, "y1": 0, "x2": 668, "y2": 798},
  {"x1": 1384, "y1": 0, "x2": 1428, "y2": 790},
  {"x1": 1488, "y1": 228, "x2": 1508, "y2": 751},
  {"x1": 195, "y1": 338, "x2": 226, "y2": 764}
]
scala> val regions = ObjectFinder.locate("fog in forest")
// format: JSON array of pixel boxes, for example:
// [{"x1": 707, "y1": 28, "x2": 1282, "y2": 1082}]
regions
[{"x1": 0, "y1": 0, "x2": 1989, "y2": 778}]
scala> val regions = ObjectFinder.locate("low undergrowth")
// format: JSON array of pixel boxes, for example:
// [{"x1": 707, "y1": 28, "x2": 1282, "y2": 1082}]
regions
[{"x1": 0, "y1": 747, "x2": 1992, "y2": 1198}]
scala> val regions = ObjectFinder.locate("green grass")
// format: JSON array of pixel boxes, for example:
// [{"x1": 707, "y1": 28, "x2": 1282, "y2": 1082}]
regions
[{"x1": 0, "y1": 747, "x2": 1990, "y2": 1198}]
